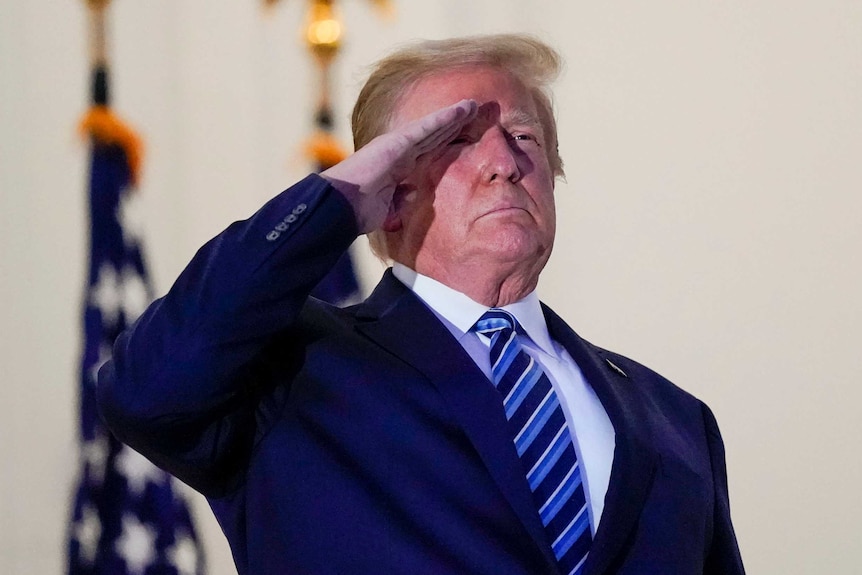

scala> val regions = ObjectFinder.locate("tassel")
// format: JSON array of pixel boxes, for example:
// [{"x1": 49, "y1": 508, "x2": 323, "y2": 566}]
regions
[
  {"x1": 79, "y1": 105, "x2": 144, "y2": 185},
  {"x1": 304, "y1": 131, "x2": 348, "y2": 169}
]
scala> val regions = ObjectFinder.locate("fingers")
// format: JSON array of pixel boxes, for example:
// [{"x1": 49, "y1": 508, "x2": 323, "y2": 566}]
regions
[
  {"x1": 402, "y1": 99, "x2": 478, "y2": 156},
  {"x1": 318, "y1": 99, "x2": 478, "y2": 234}
]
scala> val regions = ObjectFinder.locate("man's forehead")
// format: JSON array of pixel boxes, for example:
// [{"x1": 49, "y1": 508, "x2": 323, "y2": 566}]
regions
[
  {"x1": 393, "y1": 66, "x2": 540, "y2": 125},
  {"x1": 461, "y1": 101, "x2": 543, "y2": 134}
]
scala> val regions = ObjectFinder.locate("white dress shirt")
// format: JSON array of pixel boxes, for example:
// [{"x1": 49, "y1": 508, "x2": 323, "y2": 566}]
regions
[{"x1": 392, "y1": 264, "x2": 616, "y2": 533}]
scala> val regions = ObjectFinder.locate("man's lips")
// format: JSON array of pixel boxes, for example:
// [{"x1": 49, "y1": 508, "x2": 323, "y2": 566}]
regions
[{"x1": 480, "y1": 205, "x2": 530, "y2": 218}]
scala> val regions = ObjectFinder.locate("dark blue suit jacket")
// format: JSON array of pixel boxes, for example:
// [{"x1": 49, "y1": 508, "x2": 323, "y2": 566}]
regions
[{"x1": 98, "y1": 175, "x2": 745, "y2": 575}]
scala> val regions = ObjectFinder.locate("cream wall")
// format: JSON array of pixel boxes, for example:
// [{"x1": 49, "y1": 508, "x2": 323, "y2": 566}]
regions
[{"x1": 1, "y1": 1, "x2": 860, "y2": 574}]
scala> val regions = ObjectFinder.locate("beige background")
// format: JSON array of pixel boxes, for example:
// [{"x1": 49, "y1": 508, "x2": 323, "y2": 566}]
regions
[{"x1": 2, "y1": 1, "x2": 860, "y2": 573}]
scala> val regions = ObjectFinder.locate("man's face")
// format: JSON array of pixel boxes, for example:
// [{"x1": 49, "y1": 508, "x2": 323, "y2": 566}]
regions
[{"x1": 387, "y1": 66, "x2": 557, "y2": 285}]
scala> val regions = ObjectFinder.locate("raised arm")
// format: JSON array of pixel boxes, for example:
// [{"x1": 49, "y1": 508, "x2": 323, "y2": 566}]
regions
[{"x1": 96, "y1": 100, "x2": 478, "y2": 496}]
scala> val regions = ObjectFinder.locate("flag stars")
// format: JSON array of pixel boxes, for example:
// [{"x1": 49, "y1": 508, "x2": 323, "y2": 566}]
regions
[
  {"x1": 121, "y1": 265, "x2": 150, "y2": 320},
  {"x1": 82, "y1": 432, "x2": 110, "y2": 485},
  {"x1": 115, "y1": 514, "x2": 157, "y2": 575},
  {"x1": 89, "y1": 262, "x2": 150, "y2": 328},
  {"x1": 115, "y1": 446, "x2": 166, "y2": 497},
  {"x1": 88, "y1": 342, "x2": 113, "y2": 385},
  {"x1": 118, "y1": 191, "x2": 145, "y2": 247},
  {"x1": 72, "y1": 502, "x2": 101, "y2": 565},
  {"x1": 168, "y1": 531, "x2": 201, "y2": 575},
  {"x1": 90, "y1": 263, "x2": 122, "y2": 327}
]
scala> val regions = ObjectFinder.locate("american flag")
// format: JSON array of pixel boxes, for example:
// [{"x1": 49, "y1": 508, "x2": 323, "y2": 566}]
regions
[{"x1": 67, "y1": 85, "x2": 206, "y2": 575}]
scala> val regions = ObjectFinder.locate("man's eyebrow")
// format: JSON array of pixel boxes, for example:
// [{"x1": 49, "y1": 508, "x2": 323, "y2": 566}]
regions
[{"x1": 503, "y1": 108, "x2": 543, "y2": 133}]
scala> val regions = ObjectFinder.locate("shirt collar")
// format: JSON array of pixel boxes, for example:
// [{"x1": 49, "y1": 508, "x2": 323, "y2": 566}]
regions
[{"x1": 391, "y1": 263, "x2": 556, "y2": 355}]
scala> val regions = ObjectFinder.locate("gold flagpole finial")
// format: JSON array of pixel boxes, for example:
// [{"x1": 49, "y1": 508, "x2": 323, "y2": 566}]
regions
[
  {"x1": 264, "y1": 0, "x2": 394, "y2": 169},
  {"x1": 305, "y1": 0, "x2": 342, "y2": 62},
  {"x1": 85, "y1": 0, "x2": 111, "y2": 67},
  {"x1": 85, "y1": 0, "x2": 112, "y2": 11}
]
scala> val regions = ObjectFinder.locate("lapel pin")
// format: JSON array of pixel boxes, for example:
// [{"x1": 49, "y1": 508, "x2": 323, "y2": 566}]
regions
[{"x1": 605, "y1": 358, "x2": 628, "y2": 378}]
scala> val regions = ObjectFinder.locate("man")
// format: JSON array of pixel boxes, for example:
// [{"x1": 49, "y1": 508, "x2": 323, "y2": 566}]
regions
[{"x1": 98, "y1": 35, "x2": 745, "y2": 575}]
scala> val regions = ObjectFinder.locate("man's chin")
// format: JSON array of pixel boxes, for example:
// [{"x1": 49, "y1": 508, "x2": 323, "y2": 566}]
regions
[{"x1": 480, "y1": 234, "x2": 550, "y2": 266}]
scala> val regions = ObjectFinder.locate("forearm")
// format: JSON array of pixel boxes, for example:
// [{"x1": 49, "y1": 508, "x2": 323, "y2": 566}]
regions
[{"x1": 97, "y1": 175, "x2": 358, "y2": 493}]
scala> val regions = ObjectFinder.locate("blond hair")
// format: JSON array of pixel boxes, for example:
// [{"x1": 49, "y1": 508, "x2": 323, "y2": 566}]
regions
[{"x1": 352, "y1": 34, "x2": 564, "y2": 260}]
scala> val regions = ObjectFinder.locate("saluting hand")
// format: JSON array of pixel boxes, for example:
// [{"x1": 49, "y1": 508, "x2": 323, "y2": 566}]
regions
[{"x1": 320, "y1": 99, "x2": 478, "y2": 234}]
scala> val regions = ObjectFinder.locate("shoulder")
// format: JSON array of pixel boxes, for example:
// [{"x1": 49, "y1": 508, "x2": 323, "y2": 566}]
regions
[
  {"x1": 591, "y1": 343, "x2": 700, "y2": 404},
  {"x1": 541, "y1": 303, "x2": 709, "y2": 427}
]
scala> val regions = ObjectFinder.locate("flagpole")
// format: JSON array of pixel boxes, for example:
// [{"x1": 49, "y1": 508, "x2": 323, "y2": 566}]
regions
[
  {"x1": 87, "y1": 0, "x2": 108, "y2": 69},
  {"x1": 265, "y1": 0, "x2": 393, "y2": 305},
  {"x1": 262, "y1": 0, "x2": 395, "y2": 173}
]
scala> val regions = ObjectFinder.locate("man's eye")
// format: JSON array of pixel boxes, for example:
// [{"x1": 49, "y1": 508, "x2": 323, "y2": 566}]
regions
[
  {"x1": 509, "y1": 133, "x2": 542, "y2": 150},
  {"x1": 448, "y1": 136, "x2": 470, "y2": 145}
]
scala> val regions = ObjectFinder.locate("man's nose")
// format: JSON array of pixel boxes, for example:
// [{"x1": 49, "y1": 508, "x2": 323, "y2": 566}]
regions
[{"x1": 480, "y1": 128, "x2": 521, "y2": 184}]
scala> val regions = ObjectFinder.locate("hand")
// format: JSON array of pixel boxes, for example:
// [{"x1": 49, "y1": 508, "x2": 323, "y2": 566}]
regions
[{"x1": 320, "y1": 99, "x2": 478, "y2": 234}]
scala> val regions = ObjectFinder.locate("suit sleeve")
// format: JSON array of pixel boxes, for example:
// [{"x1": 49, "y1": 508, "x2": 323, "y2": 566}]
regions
[
  {"x1": 702, "y1": 402, "x2": 746, "y2": 575},
  {"x1": 96, "y1": 174, "x2": 359, "y2": 496}
]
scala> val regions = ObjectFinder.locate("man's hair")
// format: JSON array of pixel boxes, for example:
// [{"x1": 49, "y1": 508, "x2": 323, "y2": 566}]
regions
[{"x1": 352, "y1": 33, "x2": 564, "y2": 260}]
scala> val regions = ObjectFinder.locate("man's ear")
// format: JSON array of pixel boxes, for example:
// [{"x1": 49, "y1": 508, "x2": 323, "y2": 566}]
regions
[{"x1": 382, "y1": 183, "x2": 415, "y2": 232}]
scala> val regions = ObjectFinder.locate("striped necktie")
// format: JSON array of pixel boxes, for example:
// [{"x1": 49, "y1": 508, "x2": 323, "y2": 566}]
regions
[{"x1": 474, "y1": 309, "x2": 592, "y2": 575}]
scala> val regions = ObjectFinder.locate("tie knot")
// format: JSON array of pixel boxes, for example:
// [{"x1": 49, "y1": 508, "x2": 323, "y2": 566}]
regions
[{"x1": 474, "y1": 308, "x2": 518, "y2": 337}]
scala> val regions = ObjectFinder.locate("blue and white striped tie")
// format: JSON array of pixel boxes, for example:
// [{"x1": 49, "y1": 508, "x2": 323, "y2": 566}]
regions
[{"x1": 474, "y1": 309, "x2": 592, "y2": 575}]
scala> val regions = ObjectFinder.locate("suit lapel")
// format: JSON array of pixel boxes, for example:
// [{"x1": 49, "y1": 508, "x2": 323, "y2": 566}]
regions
[
  {"x1": 355, "y1": 272, "x2": 560, "y2": 572},
  {"x1": 542, "y1": 305, "x2": 659, "y2": 575}
]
